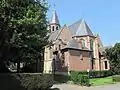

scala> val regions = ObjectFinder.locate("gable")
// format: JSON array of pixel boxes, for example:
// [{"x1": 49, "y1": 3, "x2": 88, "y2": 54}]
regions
[{"x1": 57, "y1": 25, "x2": 72, "y2": 42}]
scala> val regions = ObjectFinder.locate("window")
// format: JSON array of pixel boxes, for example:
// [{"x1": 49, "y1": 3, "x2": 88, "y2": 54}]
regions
[
  {"x1": 49, "y1": 48, "x2": 53, "y2": 58},
  {"x1": 59, "y1": 44, "x2": 61, "y2": 50},
  {"x1": 81, "y1": 39, "x2": 85, "y2": 49},
  {"x1": 55, "y1": 47, "x2": 57, "y2": 50},
  {"x1": 52, "y1": 26, "x2": 54, "y2": 31},
  {"x1": 91, "y1": 64, "x2": 94, "y2": 70},
  {"x1": 49, "y1": 70, "x2": 52, "y2": 73},
  {"x1": 90, "y1": 39, "x2": 94, "y2": 50},
  {"x1": 104, "y1": 61, "x2": 108, "y2": 69},
  {"x1": 56, "y1": 26, "x2": 59, "y2": 30},
  {"x1": 61, "y1": 52, "x2": 65, "y2": 66},
  {"x1": 91, "y1": 58, "x2": 95, "y2": 69}
]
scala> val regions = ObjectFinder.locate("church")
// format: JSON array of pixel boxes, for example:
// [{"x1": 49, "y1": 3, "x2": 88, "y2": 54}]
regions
[{"x1": 43, "y1": 10, "x2": 109, "y2": 74}]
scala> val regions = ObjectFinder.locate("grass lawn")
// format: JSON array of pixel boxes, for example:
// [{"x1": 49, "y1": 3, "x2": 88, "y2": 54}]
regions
[{"x1": 90, "y1": 76, "x2": 114, "y2": 86}]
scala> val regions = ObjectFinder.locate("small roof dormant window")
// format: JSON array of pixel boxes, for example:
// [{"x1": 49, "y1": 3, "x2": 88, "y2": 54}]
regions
[{"x1": 79, "y1": 39, "x2": 85, "y2": 49}]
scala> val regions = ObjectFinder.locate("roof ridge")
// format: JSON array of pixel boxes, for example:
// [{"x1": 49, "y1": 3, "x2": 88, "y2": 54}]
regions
[
  {"x1": 84, "y1": 20, "x2": 92, "y2": 35},
  {"x1": 75, "y1": 19, "x2": 94, "y2": 36},
  {"x1": 68, "y1": 19, "x2": 82, "y2": 28},
  {"x1": 56, "y1": 26, "x2": 65, "y2": 40}
]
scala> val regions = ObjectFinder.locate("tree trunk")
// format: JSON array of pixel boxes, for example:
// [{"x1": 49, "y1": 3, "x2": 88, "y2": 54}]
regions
[
  {"x1": 17, "y1": 61, "x2": 20, "y2": 73},
  {"x1": 36, "y1": 59, "x2": 40, "y2": 73}
]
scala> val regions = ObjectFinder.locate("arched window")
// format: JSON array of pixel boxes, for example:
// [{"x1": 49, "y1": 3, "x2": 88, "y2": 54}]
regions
[
  {"x1": 52, "y1": 26, "x2": 54, "y2": 31},
  {"x1": 90, "y1": 39, "x2": 94, "y2": 50},
  {"x1": 56, "y1": 26, "x2": 59, "y2": 30},
  {"x1": 104, "y1": 61, "x2": 108, "y2": 69},
  {"x1": 90, "y1": 39, "x2": 94, "y2": 70},
  {"x1": 49, "y1": 48, "x2": 53, "y2": 58}
]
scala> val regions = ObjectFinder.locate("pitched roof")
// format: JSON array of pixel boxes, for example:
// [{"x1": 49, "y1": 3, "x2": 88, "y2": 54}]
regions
[
  {"x1": 66, "y1": 39, "x2": 79, "y2": 49},
  {"x1": 50, "y1": 10, "x2": 60, "y2": 25},
  {"x1": 48, "y1": 29, "x2": 61, "y2": 41},
  {"x1": 62, "y1": 39, "x2": 90, "y2": 51},
  {"x1": 48, "y1": 25, "x2": 68, "y2": 41},
  {"x1": 68, "y1": 19, "x2": 94, "y2": 37}
]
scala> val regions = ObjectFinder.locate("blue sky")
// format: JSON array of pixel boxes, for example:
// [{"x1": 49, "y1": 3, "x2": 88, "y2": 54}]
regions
[{"x1": 47, "y1": 0, "x2": 120, "y2": 46}]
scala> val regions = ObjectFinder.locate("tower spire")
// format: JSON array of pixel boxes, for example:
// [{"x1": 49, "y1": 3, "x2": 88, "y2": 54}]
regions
[
  {"x1": 50, "y1": 6, "x2": 60, "y2": 25},
  {"x1": 50, "y1": 5, "x2": 60, "y2": 33}
]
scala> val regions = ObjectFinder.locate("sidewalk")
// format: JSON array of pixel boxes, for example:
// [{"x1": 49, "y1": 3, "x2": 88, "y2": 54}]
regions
[{"x1": 52, "y1": 83, "x2": 120, "y2": 90}]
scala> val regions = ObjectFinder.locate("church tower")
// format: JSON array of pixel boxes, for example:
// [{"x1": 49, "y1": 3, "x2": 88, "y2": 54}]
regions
[{"x1": 49, "y1": 10, "x2": 60, "y2": 33}]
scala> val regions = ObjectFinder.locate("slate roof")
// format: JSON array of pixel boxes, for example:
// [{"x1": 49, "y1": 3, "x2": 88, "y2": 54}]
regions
[
  {"x1": 50, "y1": 10, "x2": 60, "y2": 25},
  {"x1": 68, "y1": 19, "x2": 94, "y2": 37},
  {"x1": 48, "y1": 29, "x2": 61, "y2": 41},
  {"x1": 65, "y1": 39, "x2": 79, "y2": 49},
  {"x1": 62, "y1": 39, "x2": 90, "y2": 51}
]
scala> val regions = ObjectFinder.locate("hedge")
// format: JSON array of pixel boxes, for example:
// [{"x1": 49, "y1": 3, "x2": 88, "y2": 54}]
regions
[
  {"x1": 19, "y1": 73, "x2": 54, "y2": 90},
  {"x1": 70, "y1": 70, "x2": 113, "y2": 86},
  {"x1": 91, "y1": 70, "x2": 112, "y2": 78},
  {"x1": 112, "y1": 75, "x2": 120, "y2": 82},
  {"x1": 0, "y1": 73, "x2": 53, "y2": 90},
  {"x1": 70, "y1": 70, "x2": 112, "y2": 78}
]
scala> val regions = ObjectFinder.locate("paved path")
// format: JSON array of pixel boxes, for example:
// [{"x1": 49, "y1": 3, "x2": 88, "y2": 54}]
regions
[{"x1": 52, "y1": 83, "x2": 120, "y2": 90}]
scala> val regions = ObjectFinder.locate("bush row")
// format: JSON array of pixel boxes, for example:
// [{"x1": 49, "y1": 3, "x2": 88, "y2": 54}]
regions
[
  {"x1": 70, "y1": 70, "x2": 112, "y2": 78},
  {"x1": 69, "y1": 70, "x2": 112, "y2": 86},
  {"x1": 19, "y1": 73, "x2": 54, "y2": 90},
  {"x1": 0, "y1": 73, "x2": 54, "y2": 90},
  {"x1": 90, "y1": 70, "x2": 112, "y2": 78}
]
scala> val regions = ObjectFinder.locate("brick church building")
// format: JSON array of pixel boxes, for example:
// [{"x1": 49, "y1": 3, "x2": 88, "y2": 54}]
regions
[{"x1": 44, "y1": 10, "x2": 109, "y2": 74}]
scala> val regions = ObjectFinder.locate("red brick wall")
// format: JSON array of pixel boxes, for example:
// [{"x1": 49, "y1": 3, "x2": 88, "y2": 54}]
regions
[{"x1": 68, "y1": 50, "x2": 90, "y2": 71}]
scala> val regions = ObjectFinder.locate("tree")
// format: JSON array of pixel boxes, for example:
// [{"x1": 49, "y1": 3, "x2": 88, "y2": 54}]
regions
[
  {"x1": 105, "y1": 43, "x2": 120, "y2": 74},
  {"x1": 0, "y1": 0, "x2": 49, "y2": 72}
]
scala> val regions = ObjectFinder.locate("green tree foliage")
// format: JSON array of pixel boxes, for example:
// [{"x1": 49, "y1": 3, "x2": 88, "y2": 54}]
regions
[
  {"x1": 0, "y1": 0, "x2": 49, "y2": 72},
  {"x1": 105, "y1": 43, "x2": 120, "y2": 74}
]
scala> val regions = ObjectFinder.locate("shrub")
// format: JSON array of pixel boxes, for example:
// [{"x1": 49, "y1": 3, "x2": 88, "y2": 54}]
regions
[
  {"x1": 70, "y1": 71, "x2": 79, "y2": 83},
  {"x1": 0, "y1": 73, "x2": 53, "y2": 90},
  {"x1": 90, "y1": 70, "x2": 100, "y2": 78},
  {"x1": 112, "y1": 75, "x2": 120, "y2": 82},
  {"x1": 79, "y1": 75, "x2": 89, "y2": 86},
  {"x1": 70, "y1": 70, "x2": 113, "y2": 86},
  {"x1": 18, "y1": 73, "x2": 54, "y2": 90},
  {"x1": 70, "y1": 71, "x2": 89, "y2": 86}
]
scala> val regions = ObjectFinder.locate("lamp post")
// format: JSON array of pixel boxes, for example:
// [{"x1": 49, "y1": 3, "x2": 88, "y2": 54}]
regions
[
  {"x1": 87, "y1": 69, "x2": 90, "y2": 86},
  {"x1": 52, "y1": 54, "x2": 56, "y2": 80}
]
